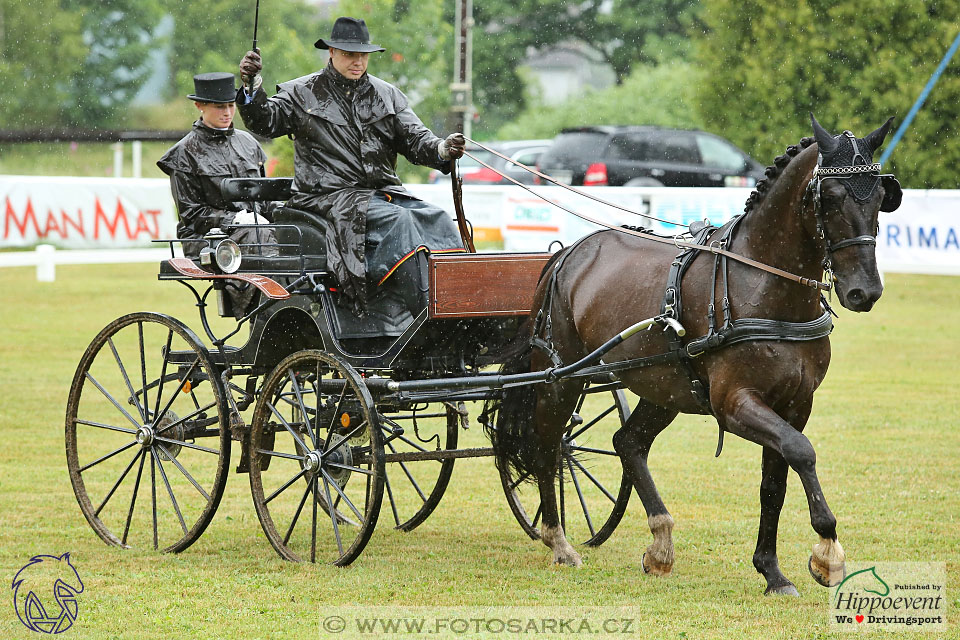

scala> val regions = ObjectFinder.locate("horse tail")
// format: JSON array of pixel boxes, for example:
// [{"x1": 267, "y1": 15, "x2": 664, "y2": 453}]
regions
[{"x1": 483, "y1": 248, "x2": 568, "y2": 481}]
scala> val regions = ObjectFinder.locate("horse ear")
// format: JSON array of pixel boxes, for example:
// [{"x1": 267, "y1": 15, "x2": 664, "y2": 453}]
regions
[
  {"x1": 59, "y1": 552, "x2": 71, "y2": 562},
  {"x1": 862, "y1": 116, "x2": 895, "y2": 155},
  {"x1": 810, "y1": 113, "x2": 837, "y2": 154}
]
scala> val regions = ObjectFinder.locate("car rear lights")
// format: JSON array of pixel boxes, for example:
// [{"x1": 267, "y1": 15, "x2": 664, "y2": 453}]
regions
[
  {"x1": 583, "y1": 163, "x2": 609, "y2": 186},
  {"x1": 461, "y1": 166, "x2": 504, "y2": 184}
]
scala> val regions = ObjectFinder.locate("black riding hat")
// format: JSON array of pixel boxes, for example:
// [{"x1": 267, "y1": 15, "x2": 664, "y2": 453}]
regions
[
  {"x1": 187, "y1": 72, "x2": 237, "y2": 103},
  {"x1": 314, "y1": 16, "x2": 385, "y2": 53}
]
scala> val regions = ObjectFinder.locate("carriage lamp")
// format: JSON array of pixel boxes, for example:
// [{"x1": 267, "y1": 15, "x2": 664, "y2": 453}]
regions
[{"x1": 199, "y1": 228, "x2": 242, "y2": 274}]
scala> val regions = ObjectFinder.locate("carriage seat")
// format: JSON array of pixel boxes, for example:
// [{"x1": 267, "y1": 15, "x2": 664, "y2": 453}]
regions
[{"x1": 219, "y1": 177, "x2": 328, "y2": 272}]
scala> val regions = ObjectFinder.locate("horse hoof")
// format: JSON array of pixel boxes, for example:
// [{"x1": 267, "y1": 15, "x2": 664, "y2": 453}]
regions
[
  {"x1": 765, "y1": 583, "x2": 800, "y2": 597},
  {"x1": 808, "y1": 555, "x2": 845, "y2": 587},
  {"x1": 641, "y1": 552, "x2": 673, "y2": 576}
]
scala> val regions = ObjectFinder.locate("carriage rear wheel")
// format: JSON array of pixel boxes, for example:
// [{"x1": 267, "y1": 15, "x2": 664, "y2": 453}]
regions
[
  {"x1": 378, "y1": 401, "x2": 459, "y2": 531},
  {"x1": 499, "y1": 382, "x2": 632, "y2": 546},
  {"x1": 248, "y1": 350, "x2": 384, "y2": 565},
  {"x1": 65, "y1": 312, "x2": 231, "y2": 552}
]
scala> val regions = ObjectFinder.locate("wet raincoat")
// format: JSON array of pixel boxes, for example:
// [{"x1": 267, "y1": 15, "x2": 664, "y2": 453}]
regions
[
  {"x1": 238, "y1": 63, "x2": 461, "y2": 309},
  {"x1": 157, "y1": 121, "x2": 272, "y2": 254}
]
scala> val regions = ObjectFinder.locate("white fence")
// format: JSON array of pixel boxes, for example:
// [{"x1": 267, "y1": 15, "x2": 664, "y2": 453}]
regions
[{"x1": 1, "y1": 176, "x2": 957, "y2": 276}]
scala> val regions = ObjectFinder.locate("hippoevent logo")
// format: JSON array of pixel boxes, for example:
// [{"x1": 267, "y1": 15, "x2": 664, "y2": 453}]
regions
[
  {"x1": 11, "y1": 553, "x2": 84, "y2": 634},
  {"x1": 830, "y1": 562, "x2": 946, "y2": 632}
]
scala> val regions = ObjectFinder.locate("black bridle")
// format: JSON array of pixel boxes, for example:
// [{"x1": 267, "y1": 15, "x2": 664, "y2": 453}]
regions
[{"x1": 805, "y1": 132, "x2": 892, "y2": 276}]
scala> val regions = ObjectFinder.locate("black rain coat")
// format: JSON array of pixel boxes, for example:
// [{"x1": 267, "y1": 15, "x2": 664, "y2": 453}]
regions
[
  {"x1": 237, "y1": 64, "x2": 452, "y2": 306},
  {"x1": 157, "y1": 121, "x2": 270, "y2": 254}
]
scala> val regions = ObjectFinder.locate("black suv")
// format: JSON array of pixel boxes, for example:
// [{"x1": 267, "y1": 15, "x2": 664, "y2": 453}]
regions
[{"x1": 536, "y1": 126, "x2": 765, "y2": 188}]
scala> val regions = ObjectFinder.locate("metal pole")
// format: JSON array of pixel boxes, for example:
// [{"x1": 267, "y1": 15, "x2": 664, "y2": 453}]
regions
[
  {"x1": 879, "y1": 30, "x2": 960, "y2": 165},
  {"x1": 132, "y1": 140, "x2": 142, "y2": 178},
  {"x1": 112, "y1": 142, "x2": 123, "y2": 178},
  {"x1": 451, "y1": 0, "x2": 473, "y2": 137}
]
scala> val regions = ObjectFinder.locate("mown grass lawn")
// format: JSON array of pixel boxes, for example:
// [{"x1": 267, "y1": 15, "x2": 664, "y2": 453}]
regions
[{"x1": 0, "y1": 265, "x2": 957, "y2": 639}]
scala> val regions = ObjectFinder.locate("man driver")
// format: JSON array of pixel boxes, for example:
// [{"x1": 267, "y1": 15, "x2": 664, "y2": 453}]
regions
[{"x1": 238, "y1": 16, "x2": 466, "y2": 315}]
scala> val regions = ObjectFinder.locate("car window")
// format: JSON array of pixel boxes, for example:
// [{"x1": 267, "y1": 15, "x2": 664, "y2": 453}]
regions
[
  {"x1": 656, "y1": 133, "x2": 700, "y2": 164},
  {"x1": 547, "y1": 132, "x2": 607, "y2": 161},
  {"x1": 696, "y1": 135, "x2": 747, "y2": 172},
  {"x1": 504, "y1": 149, "x2": 544, "y2": 174},
  {"x1": 607, "y1": 134, "x2": 652, "y2": 161}
]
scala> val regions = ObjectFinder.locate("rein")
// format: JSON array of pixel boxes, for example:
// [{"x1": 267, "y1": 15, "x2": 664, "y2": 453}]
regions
[{"x1": 458, "y1": 137, "x2": 831, "y2": 292}]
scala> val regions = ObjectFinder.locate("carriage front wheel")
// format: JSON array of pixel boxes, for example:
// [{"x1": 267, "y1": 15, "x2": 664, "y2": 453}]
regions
[
  {"x1": 248, "y1": 350, "x2": 384, "y2": 565},
  {"x1": 499, "y1": 381, "x2": 632, "y2": 546},
  {"x1": 65, "y1": 312, "x2": 231, "y2": 552}
]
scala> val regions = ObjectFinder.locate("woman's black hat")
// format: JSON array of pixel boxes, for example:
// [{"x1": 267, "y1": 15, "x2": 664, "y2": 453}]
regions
[
  {"x1": 187, "y1": 72, "x2": 237, "y2": 103},
  {"x1": 314, "y1": 17, "x2": 385, "y2": 53}
]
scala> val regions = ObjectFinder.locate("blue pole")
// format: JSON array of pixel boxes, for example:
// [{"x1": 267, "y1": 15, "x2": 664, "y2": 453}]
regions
[{"x1": 879, "y1": 30, "x2": 960, "y2": 165}]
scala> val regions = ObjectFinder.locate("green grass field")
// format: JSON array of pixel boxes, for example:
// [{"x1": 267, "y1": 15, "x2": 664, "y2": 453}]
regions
[{"x1": 0, "y1": 265, "x2": 957, "y2": 639}]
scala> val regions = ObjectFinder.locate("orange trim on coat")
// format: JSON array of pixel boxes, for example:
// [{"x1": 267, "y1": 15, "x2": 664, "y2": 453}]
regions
[{"x1": 377, "y1": 246, "x2": 466, "y2": 286}]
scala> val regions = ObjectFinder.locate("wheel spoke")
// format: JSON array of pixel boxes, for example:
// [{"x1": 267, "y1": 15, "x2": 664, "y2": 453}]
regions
[
  {"x1": 283, "y1": 481, "x2": 313, "y2": 545},
  {"x1": 75, "y1": 418, "x2": 138, "y2": 435},
  {"x1": 154, "y1": 357, "x2": 200, "y2": 427},
  {"x1": 322, "y1": 420, "x2": 368, "y2": 457},
  {"x1": 509, "y1": 469, "x2": 532, "y2": 492},
  {"x1": 154, "y1": 400, "x2": 217, "y2": 436},
  {"x1": 85, "y1": 372, "x2": 142, "y2": 430},
  {"x1": 94, "y1": 450, "x2": 143, "y2": 517},
  {"x1": 288, "y1": 369, "x2": 320, "y2": 448},
  {"x1": 264, "y1": 467, "x2": 309, "y2": 505},
  {"x1": 386, "y1": 441, "x2": 426, "y2": 502},
  {"x1": 324, "y1": 382, "x2": 349, "y2": 449},
  {"x1": 324, "y1": 461, "x2": 375, "y2": 477},
  {"x1": 138, "y1": 322, "x2": 149, "y2": 425},
  {"x1": 320, "y1": 474, "x2": 344, "y2": 557},
  {"x1": 256, "y1": 448, "x2": 303, "y2": 461},
  {"x1": 122, "y1": 451, "x2": 147, "y2": 545},
  {"x1": 266, "y1": 400, "x2": 310, "y2": 454},
  {"x1": 155, "y1": 443, "x2": 210, "y2": 501},
  {"x1": 108, "y1": 337, "x2": 146, "y2": 421},
  {"x1": 568, "y1": 404, "x2": 616, "y2": 441},
  {"x1": 321, "y1": 469, "x2": 365, "y2": 522},
  {"x1": 151, "y1": 329, "x2": 174, "y2": 424},
  {"x1": 567, "y1": 456, "x2": 596, "y2": 537},
  {"x1": 152, "y1": 449, "x2": 188, "y2": 535},
  {"x1": 569, "y1": 456, "x2": 617, "y2": 503},
  {"x1": 79, "y1": 440, "x2": 138, "y2": 473},
  {"x1": 568, "y1": 444, "x2": 619, "y2": 457},
  {"x1": 559, "y1": 463, "x2": 566, "y2": 533},
  {"x1": 155, "y1": 436, "x2": 219, "y2": 456},
  {"x1": 311, "y1": 476, "x2": 319, "y2": 563},
  {"x1": 384, "y1": 472, "x2": 400, "y2": 527}
]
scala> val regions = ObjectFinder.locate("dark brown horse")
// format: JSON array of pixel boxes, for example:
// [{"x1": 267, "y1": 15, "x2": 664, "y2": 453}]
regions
[{"x1": 491, "y1": 116, "x2": 901, "y2": 595}]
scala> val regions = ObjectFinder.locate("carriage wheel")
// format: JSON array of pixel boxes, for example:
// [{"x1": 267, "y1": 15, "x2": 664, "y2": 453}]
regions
[
  {"x1": 499, "y1": 382, "x2": 632, "y2": 546},
  {"x1": 248, "y1": 350, "x2": 384, "y2": 565},
  {"x1": 65, "y1": 312, "x2": 231, "y2": 553},
  {"x1": 378, "y1": 401, "x2": 459, "y2": 531}
]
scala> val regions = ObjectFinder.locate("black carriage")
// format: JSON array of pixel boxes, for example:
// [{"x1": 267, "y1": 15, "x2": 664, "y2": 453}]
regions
[{"x1": 65, "y1": 177, "x2": 636, "y2": 565}]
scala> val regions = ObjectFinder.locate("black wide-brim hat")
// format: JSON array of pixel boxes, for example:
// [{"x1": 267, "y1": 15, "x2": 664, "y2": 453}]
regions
[
  {"x1": 315, "y1": 16, "x2": 385, "y2": 53},
  {"x1": 187, "y1": 72, "x2": 237, "y2": 103}
]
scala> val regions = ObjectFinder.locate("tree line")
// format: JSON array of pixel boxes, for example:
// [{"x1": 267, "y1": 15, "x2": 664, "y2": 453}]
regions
[{"x1": 2, "y1": 0, "x2": 957, "y2": 187}]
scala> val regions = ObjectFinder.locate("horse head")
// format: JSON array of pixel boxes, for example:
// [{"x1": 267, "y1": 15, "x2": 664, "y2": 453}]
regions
[
  {"x1": 12, "y1": 553, "x2": 84, "y2": 633},
  {"x1": 810, "y1": 114, "x2": 901, "y2": 312}
]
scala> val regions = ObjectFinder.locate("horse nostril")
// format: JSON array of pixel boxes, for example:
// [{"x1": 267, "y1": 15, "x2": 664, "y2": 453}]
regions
[{"x1": 847, "y1": 289, "x2": 865, "y2": 305}]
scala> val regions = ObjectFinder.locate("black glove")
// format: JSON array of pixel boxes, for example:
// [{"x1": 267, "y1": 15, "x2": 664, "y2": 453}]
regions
[
  {"x1": 439, "y1": 133, "x2": 466, "y2": 160},
  {"x1": 239, "y1": 49, "x2": 263, "y2": 93}
]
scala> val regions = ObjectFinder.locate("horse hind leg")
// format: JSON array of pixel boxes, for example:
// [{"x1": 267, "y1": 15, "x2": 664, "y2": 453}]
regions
[
  {"x1": 612, "y1": 399, "x2": 678, "y2": 576},
  {"x1": 754, "y1": 447, "x2": 800, "y2": 596},
  {"x1": 534, "y1": 380, "x2": 584, "y2": 567}
]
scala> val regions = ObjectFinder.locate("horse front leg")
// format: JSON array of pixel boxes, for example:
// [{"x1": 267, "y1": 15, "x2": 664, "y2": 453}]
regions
[
  {"x1": 720, "y1": 390, "x2": 845, "y2": 590},
  {"x1": 612, "y1": 400, "x2": 678, "y2": 576}
]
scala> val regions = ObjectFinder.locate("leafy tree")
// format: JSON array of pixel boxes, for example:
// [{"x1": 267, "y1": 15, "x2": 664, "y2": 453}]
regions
[
  {"x1": 471, "y1": 0, "x2": 701, "y2": 135},
  {"x1": 61, "y1": 0, "x2": 164, "y2": 127},
  {"x1": 495, "y1": 61, "x2": 705, "y2": 140},
  {"x1": 694, "y1": 0, "x2": 960, "y2": 187},
  {"x1": 0, "y1": 0, "x2": 85, "y2": 128}
]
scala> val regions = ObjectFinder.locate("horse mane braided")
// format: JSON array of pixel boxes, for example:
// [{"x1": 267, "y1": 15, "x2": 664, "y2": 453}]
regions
[{"x1": 743, "y1": 136, "x2": 815, "y2": 215}]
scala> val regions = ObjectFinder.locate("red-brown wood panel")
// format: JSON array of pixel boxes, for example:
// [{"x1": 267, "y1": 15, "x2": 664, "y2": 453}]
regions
[{"x1": 429, "y1": 253, "x2": 551, "y2": 318}]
